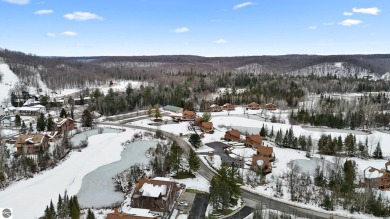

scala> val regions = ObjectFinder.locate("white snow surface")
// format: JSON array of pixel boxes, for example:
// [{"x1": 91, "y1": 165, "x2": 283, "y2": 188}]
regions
[
  {"x1": 126, "y1": 208, "x2": 157, "y2": 218},
  {"x1": 0, "y1": 128, "x2": 139, "y2": 219},
  {"x1": 139, "y1": 183, "x2": 167, "y2": 198},
  {"x1": 174, "y1": 173, "x2": 210, "y2": 193},
  {"x1": 0, "y1": 63, "x2": 19, "y2": 105}
]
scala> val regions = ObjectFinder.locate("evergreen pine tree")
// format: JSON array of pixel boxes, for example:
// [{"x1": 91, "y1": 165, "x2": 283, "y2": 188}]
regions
[
  {"x1": 57, "y1": 194, "x2": 63, "y2": 218},
  {"x1": 344, "y1": 134, "x2": 356, "y2": 156},
  {"x1": 259, "y1": 124, "x2": 266, "y2": 137},
  {"x1": 86, "y1": 209, "x2": 96, "y2": 219},
  {"x1": 342, "y1": 160, "x2": 356, "y2": 195},
  {"x1": 298, "y1": 135, "x2": 307, "y2": 151},
  {"x1": 36, "y1": 113, "x2": 46, "y2": 131},
  {"x1": 154, "y1": 104, "x2": 161, "y2": 120},
  {"x1": 337, "y1": 135, "x2": 343, "y2": 152},
  {"x1": 189, "y1": 134, "x2": 201, "y2": 148},
  {"x1": 307, "y1": 135, "x2": 313, "y2": 153},
  {"x1": 49, "y1": 200, "x2": 56, "y2": 217},
  {"x1": 21, "y1": 121, "x2": 27, "y2": 133},
  {"x1": 69, "y1": 196, "x2": 80, "y2": 219},
  {"x1": 81, "y1": 109, "x2": 93, "y2": 127},
  {"x1": 147, "y1": 105, "x2": 153, "y2": 118},
  {"x1": 46, "y1": 115, "x2": 55, "y2": 131},
  {"x1": 269, "y1": 126, "x2": 274, "y2": 139},
  {"x1": 169, "y1": 141, "x2": 183, "y2": 174},
  {"x1": 60, "y1": 108, "x2": 67, "y2": 118},
  {"x1": 15, "y1": 114, "x2": 21, "y2": 127},
  {"x1": 373, "y1": 142, "x2": 383, "y2": 159},
  {"x1": 188, "y1": 149, "x2": 200, "y2": 174},
  {"x1": 292, "y1": 137, "x2": 298, "y2": 149}
]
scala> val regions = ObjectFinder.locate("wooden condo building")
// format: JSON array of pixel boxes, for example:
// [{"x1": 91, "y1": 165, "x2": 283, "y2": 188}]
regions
[
  {"x1": 251, "y1": 145, "x2": 275, "y2": 174},
  {"x1": 14, "y1": 133, "x2": 49, "y2": 154}
]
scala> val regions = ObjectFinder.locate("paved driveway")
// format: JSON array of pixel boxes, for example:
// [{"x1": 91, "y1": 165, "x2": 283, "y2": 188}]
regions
[
  {"x1": 177, "y1": 191, "x2": 196, "y2": 214},
  {"x1": 206, "y1": 141, "x2": 238, "y2": 165},
  {"x1": 188, "y1": 193, "x2": 209, "y2": 219}
]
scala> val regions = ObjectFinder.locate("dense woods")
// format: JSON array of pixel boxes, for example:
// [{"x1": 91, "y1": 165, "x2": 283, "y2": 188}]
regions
[
  {"x1": 2, "y1": 49, "x2": 390, "y2": 93},
  {"x1": 291, "y1": 93, "x2": 390, "y2": 129}
]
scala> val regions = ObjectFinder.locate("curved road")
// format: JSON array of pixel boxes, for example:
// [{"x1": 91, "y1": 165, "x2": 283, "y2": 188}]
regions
[{"x1": 99, "y1": 122, "x2": 352, "y2": 219}]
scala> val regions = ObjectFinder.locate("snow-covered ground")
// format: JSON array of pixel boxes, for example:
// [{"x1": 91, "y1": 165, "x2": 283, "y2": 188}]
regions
[
  {"x1": 173, "y1": 173, "x2": 210, "y2": 193},
  {"x1": 98, "y1": 80, "x2": 146, "y2": 95},
  {"x1": 131, "y1": 112, "x2": 390, "y2": 218},
  {"x1": 0, "y1": 128, "x2": 140, "y2": 219},
  {"x1": 0, "y1": 63, "x2": 19, "y2": 105},
  {"x1": 51, "y1": 80, "x2": 146, "y2": 99}
]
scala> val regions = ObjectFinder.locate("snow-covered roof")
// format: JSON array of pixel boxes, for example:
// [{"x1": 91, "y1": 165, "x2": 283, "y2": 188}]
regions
[
  {"x1": 125, "y1": 208, "x2": 157, "y2": 218},
  {"x1": 31, "y1": 104, "x2": 45, "y2": 108},
  {"x1": 365, "y1": 167, "x2": 383, "y2": 179},
  {"x1": 169, "y1": 113, "x2": 182, "y2": 117},
  {"x1": 139, "y1": 183, "x2": 167, "y2": 198},
  {"x1": 43, "y1": 131, "x2": 59, "y2": 139},
  {"x1": 256, "y1": 160, "x2": 264, "y2": 167},
  {"x1": 152, "y1": 177, "x2": 173, "y2": 182},
  {"x1": 23, "y1": 99, "x2": 36, "y2": 106},
  {"x1": 17, "y1": 107, "x2": 40, "y2": 112}
]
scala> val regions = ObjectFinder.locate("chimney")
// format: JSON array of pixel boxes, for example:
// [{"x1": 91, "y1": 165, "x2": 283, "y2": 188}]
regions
[{"x1": 114, "y1": 207, "x2": 119, "y2": 213}]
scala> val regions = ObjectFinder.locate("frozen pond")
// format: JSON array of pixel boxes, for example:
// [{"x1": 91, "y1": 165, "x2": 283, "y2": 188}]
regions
[
  {"x1": 70, "y1": 128, "x2": 122, "y2": 146},
  {"x1": 77, "y1": 140, "x2": 156, "y2": 208},
  {"x1": 288, "y1": 158, "x2": 333, "y2": 175}
]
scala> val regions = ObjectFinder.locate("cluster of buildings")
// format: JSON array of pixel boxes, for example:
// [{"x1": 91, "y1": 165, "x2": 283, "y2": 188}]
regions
[
  {"x1": 165, "y1": 108, "x2": 215, "y2": 134},
  {"x1": 224, "y1": 129, "x2": 275, "y2": 174},
  {"x1": 209, "y1": 102, "x2": 277, "y2": 112},
  {"x1": 106, "y1": 177, "x2": 180, "y2": 219}
]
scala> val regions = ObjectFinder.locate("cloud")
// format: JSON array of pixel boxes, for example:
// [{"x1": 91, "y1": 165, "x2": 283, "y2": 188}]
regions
[
  {"x1": 64, "y1": 12, "x2": 103, "y2": 21},
  {"x1": 173, "y1": 27, "x2": 189, "y2": 33},
  {"x1": 339, "y1": 19, "x2": 362, "y2": 26},
  {"x1": 46, "y1": 33, "x2": 56, "y2": 37},
  {"x1": 61, "y1": 31, "x2": 78, "y2": 37},
  {"x1": 3, "y1": 0, "x2": 29, "y2": 5},
  {"x1": 34, "y1": 9, "x2": 53, "y2": 15},
  {"x1": 308, "y1": 26, "x2": 317, "y2": 30},
  {"x1": 324, "y1": 22, "x2": 334, "y2": 26},
  {"x1": 352, "y1": 7, "x2": 380, "y2": 15},
  {"x1": 215, "y1": 38, "x2": 228, "y2": 44},
  {"x1": 343, "y1": 12, "x2": 353, "y2": 16},
  {"x1": 233, "y1": 2, "x2": 255, "y2": 10}
]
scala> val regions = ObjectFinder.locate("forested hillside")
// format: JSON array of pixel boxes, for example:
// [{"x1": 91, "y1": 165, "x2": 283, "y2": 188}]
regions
[{"x1": 1, "y1": 48, "x2": 390, "y2": 91}]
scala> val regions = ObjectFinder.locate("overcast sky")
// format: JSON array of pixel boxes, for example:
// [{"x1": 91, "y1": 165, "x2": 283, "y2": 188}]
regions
[{"x1": 0, "y1": 0, "x2": 389, "y2": 56}]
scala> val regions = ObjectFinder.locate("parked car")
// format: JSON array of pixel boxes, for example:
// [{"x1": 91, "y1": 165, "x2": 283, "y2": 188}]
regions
[{"x1": 178, "y1": 201, "x2": 188, "y2": 207}]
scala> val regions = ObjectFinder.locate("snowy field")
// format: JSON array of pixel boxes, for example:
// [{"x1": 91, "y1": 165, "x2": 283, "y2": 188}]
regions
[
  {"x1": 51, "y1": 80, "x2": 146, "y2": 99},
  {"x1": 0, "y1": 128, "x2": 140, "y2": 219}
]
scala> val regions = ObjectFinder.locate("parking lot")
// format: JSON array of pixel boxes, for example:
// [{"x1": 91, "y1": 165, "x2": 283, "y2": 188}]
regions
[{"x1": 206, "y1": 141, "x2": 242, "y2": 166}]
